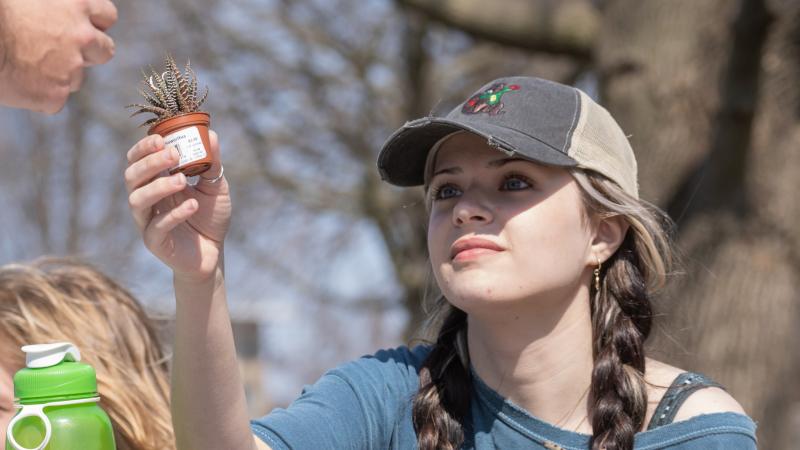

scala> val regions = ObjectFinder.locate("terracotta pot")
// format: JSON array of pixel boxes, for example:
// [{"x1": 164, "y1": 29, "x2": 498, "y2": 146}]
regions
[{"x1": 148, "y1": 112, "x2": 213, "y2": 177}]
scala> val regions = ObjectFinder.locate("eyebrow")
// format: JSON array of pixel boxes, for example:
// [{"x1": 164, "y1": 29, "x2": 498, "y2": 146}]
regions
[{"x1": 431, "y1": 157, "x2": 529, "y2": 178}]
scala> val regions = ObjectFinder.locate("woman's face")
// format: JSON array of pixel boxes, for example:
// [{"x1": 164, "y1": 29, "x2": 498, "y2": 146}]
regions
[{"x1": 427, "y1": 132, "x2": 595, "y2": 313}]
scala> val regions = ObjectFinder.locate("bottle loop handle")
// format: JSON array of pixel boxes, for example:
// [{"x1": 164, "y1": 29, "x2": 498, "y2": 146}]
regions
[{"x1": 6, "y1": 397, "x2": 99, "y2": 450}]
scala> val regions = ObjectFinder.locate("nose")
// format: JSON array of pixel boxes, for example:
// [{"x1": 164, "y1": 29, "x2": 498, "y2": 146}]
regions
[{"x1": 453, "y1": 192, "x2": 493, "y2": 226}]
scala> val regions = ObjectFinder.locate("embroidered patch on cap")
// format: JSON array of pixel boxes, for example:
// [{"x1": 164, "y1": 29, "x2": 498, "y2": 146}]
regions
[{"x1": 461, "y1": 83, "x2": 520, "y2": 115}]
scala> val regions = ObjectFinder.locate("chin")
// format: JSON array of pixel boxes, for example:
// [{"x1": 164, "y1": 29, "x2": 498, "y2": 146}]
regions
[
  {"x1": 446, "y1": 292, "x2": 529, "y2": 320},
  {"x1": 441, "y1": 277, "x2": 519, "y2": 307},
  {"x1": 439, "y1": 259, "x2": 508, "y2": 284}
]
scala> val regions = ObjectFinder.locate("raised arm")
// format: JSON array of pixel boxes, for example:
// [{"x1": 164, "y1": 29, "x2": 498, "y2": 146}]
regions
[{"x1": 124, "y1": 132, "x2": 268, "y2": 450}]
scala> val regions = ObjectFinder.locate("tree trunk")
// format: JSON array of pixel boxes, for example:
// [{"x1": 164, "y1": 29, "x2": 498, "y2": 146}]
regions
[{"x1": 598, "y1": 1, "x2": 796, "y2": 448}]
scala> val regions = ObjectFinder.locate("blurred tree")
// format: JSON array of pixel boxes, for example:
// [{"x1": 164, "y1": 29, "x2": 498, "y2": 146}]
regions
[{"x1": 0, "y1": 83, "x2": 140, "y2": 263}]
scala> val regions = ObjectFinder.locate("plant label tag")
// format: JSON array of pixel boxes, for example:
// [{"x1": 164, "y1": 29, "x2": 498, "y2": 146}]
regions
[{"x1": 165, "y1": 126, "x2": 207, "y2": 170}]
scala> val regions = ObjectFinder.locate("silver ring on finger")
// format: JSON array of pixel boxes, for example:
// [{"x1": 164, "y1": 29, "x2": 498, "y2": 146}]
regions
[{"x1": 199, "y1": 165, "x2": 224, "y2": 184}]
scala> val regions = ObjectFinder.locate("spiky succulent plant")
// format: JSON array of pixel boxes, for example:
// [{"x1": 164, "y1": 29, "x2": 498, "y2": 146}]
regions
[{"x1": 127, "y1": 54, "x2": 209, "y2": 127}]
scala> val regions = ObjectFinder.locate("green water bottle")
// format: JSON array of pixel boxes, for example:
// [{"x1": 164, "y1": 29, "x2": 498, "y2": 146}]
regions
[{"x1": 5, "y1": 343, "x2": 116, "y2": 450}]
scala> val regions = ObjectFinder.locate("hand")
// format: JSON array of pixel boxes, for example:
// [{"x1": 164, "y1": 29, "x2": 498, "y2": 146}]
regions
[
  {"x1": 125, "y1": 131, "x2": 231, "y2": 283},
  {"x1": 0, "y1": 0, "x2": 118, "y2": 113}
]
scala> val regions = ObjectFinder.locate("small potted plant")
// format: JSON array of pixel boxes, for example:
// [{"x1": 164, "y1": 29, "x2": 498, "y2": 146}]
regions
[{"x1": 127, "y1": 54, "x2": 212, "y2": 177}]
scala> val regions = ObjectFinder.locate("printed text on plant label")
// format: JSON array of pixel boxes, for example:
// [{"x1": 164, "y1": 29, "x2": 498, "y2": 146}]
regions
[{"x1": 165, "y1": 126, "x2": 207, "y2": 170}]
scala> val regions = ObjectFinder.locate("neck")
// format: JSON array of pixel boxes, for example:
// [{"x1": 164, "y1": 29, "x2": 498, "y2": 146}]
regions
[{"x1": 467, "y1": 284, "x2": 595, "y2": 433}]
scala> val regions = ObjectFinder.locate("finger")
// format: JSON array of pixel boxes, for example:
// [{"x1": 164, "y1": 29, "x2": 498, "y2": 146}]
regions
[
  {"x1": 127, "y1": 135, "x2": 165, "y2": 164},
  {"x1": 88, "y1": 0, "x2": 119, "y2": 31},
  {"x1": 124, "y1": 145, "x2": 180, "y2": 194},
  {"x1": 143, "y1": 198, "x2": 199, "y2": 253},
  {"x1": 124, "y1": 134, "x2": 170, "y2": 194},
  {"x1": 37, "y1": 84, "x2": 71, "y2": 115},
  {"x1": 69, "y1": 67, "x2": 84, "y2": 92},
  {"x1": 195, "y1": 131, "x2": 227, "y2": 192},
  {"x1": 128, "y1": 173, "x2": 187, "y2": 231},
  {"x1": 198, "y1": 130, "x2": 222, "y2": 180},
  {"x1": 82, "y1": 30, "x2": 115, "y2": 65}
]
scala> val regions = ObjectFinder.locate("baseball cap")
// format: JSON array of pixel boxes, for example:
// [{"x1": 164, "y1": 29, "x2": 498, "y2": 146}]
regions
[{"x1": 377, "y1": 76, "x2": 639, "y2": 198}]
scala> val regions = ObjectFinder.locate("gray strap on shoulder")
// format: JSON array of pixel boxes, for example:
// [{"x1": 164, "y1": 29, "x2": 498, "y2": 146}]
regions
[{"x1": 646, "y1": 372, "x2": 726, "y2": 430}]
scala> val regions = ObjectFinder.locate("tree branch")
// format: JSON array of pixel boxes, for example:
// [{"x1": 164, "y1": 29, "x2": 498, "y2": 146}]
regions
[{"x1": 396, "y1": 0, "x2": 598, "y2": 60}]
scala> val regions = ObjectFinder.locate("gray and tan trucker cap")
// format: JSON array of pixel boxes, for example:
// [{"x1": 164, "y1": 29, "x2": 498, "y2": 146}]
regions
[{"x1": 377, "y1": 76, "x2": 639, "y2": 198}]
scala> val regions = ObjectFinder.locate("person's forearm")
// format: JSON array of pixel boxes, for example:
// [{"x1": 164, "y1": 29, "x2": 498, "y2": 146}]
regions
[{"x1": 171, "y1": 263, "x2": 256, "y2": 450}]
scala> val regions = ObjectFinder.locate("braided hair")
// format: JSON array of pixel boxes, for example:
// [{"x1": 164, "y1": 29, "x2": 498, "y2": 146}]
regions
[{"x1": 412, "y1": 169, "x2": 675, "y2": 450}]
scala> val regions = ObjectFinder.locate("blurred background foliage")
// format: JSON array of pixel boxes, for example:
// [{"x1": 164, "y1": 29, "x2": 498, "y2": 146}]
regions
[{"x1": 0, "y1": 0, "x2": 797, "y2": 447}]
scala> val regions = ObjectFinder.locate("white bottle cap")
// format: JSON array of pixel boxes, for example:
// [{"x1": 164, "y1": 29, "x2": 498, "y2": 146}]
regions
[{"x1": 21, "y1": 342, "x2": 81, "y2": 369}]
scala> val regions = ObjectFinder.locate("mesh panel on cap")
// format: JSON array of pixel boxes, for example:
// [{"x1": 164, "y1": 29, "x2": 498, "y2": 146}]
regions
[{"x1": 567, "y1": 90, "x2": 639, "y2": 198}]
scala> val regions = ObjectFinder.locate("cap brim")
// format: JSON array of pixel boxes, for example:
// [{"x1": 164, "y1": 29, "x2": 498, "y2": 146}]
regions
[{"x1": 377, "y1": 117, "x2": 578, "y2": 187}]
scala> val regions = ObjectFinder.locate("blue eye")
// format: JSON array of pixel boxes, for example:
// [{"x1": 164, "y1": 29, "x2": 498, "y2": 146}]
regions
[
  {"x1": 501, "y1": 175, "x2": 532, "y2": 191},
  {"x1": 431, "y1": 184, "x2": 461, "y2": 200}
]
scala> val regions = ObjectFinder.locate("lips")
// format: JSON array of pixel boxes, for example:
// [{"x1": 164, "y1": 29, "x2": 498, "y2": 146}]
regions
[{"x1": 450, "y1": 237, "x2": 505, "y2": 261}]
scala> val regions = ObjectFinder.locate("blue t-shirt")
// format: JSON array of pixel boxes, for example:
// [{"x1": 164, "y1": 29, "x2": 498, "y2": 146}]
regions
[{"x1": 251, "y1": 345, "x2": 757, "y2": 449}]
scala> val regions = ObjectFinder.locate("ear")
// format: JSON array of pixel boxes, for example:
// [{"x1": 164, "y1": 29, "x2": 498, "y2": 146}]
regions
[{"x1": 588, "y1": 215, "x2": 629, "y2": 265}]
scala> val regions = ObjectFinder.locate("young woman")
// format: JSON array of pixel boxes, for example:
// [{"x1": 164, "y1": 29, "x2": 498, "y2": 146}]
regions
[
  {"x1": 123, "y1": 76, "x2": 757, "y2": 449},
  {"x1": 0, "y1": 257, "x2": 174, "y2": 450}
]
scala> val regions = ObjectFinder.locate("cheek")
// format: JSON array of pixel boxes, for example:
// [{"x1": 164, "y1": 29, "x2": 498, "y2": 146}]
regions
[
  {"x1": 520, "y1": 215, "x2": 584, "y2": 258},
  {"x1": 505, "y1": 205, "x2": 590, "y2": 285},
  {"x1": 0, "y1": 410, "x2": 13, "y2": 447},
  {"x1": 0, "y1": 394, "x2": 13, "y2": 448},
  {"x1": 427, "y1": 210, "x2": 450, "y2": 265},
  {"x1": 427, "y1": 211, "x2": 469, "y2": 297},
  {"x1": 0, "y1": 363, "x2": 18, "y2": 447}
]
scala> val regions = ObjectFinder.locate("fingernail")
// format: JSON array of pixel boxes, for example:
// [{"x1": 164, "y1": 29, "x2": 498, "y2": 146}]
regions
[{"x1": 174, "y1": 173, "x2": 185, "y2": 186}]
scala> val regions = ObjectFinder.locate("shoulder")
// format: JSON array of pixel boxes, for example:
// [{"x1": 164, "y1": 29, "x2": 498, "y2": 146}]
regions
[
  {"x1": 348, "y1": 344, "x2": 432, "y2": 374},
  {"x1": 251, "y1": 345, "x2": 433, "y2": 449},
  {"x1": 366, "y1": 344, "x2": 433, "y2": 367},
  {"x1": 644, "y1": 358, "x2": 749, "y2": 422},
  {"x1": 671, "y1": 386, "x2": 748, "y2": 421},
  {"x1": 326, "y1": 344, "x2": 432, "y2": 392}
]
